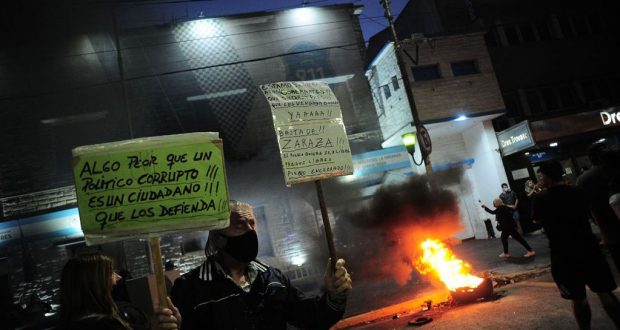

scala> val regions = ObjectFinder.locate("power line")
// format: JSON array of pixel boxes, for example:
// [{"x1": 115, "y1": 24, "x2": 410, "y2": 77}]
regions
[
  {"x1": 139, "y1": 25, "x2": 351, "y2": 75},
  {"x1": 0, "y1": 41, "x2": 364, "y2": 102},
  {"x1": 66, "y1": 0, "x2": 215, "y2": 6},
  {"x1": 361, "y1": 13, "x2": 388, "y2": 28},
  {"x1": 0, "y1": 15, "x2": 384, "y2": 66},
  {"x1": 242, "y1": 0, "x2": 363, "y2": 13}
]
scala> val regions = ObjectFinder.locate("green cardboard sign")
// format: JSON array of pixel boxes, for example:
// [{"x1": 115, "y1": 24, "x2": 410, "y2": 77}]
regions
[{"x1": 72, "y1": 133, "x2": 229, "y2": 244}]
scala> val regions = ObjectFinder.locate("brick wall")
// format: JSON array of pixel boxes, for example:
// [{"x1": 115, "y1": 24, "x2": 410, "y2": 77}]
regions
[
  {"x1": 366, "y1": 33, "x2": 505, "y2": 140},
  {"x1": 429, "y1": 134, "x2": 468, "y2": 166},
  {"x1": 407, "y1": 33, "x2": 505, "y2": 121},
  {"x1": 365, "y1": 43, "x2": 414, "y2": 142}
]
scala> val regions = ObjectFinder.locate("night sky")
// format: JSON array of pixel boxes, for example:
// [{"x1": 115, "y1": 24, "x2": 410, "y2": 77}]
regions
[{"x1": 181, "y1": 0, "x2": 408, "y2": 42}]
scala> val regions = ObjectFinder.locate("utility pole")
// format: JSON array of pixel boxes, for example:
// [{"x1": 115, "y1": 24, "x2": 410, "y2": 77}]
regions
[{"x1": 380, "y1": 0, "x2": 432, "y2": 173}]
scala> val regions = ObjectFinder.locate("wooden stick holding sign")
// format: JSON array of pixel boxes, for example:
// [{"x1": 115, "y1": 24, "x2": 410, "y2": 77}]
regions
[
  {"x1": 260, "y1": 81, "x2": 354, "y2": 270},
  {"x1": 315, "y1": 180, "x2": 337, "y2": 269},
  {"x1": 150, "y1": 236, "x2": 169, "y2": 308},
  {"x1": 71, "y1": 132, "x2": 231, "y2": 312}
]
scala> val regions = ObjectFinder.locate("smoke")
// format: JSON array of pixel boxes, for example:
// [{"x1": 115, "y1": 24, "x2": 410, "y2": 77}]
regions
[
  {"x1": 334, "y1": 169, "x2": 465, "y2": 285},
  {"x1": 228, "y1": 144, "x2": 467, "y2": 287}
]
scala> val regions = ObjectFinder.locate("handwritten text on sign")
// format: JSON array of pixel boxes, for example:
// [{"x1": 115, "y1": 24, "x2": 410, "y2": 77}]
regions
[
  {"x1": 261, "y1": 81, "x2": 353, "y2": 185},
  {"x1": 72, "y1": 133, "x2": 229, "y2": 244},
  {"x1": 278, "y1": 123, "x2": 353, "y2": 184},
  {"x1": 262, "y1": 81, "x2": 342, "y2": 125}
]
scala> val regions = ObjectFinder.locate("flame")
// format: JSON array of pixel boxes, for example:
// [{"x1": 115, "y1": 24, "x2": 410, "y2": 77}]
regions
[{"x1": 416, "y1": 238, "x2": 483, "y2": 291}]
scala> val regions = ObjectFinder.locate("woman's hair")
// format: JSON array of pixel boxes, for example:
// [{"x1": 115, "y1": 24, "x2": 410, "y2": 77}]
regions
[{"x1": 58, "y1": 253, "x2": 127, "y2": 329}]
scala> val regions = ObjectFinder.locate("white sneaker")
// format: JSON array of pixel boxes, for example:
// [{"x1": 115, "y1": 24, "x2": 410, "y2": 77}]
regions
[
  {"x1": 499, "y1": 253, "x2": 511, "y2": 258},
  {"x1": 523, "y1": 251, "x2": 536, "y2": 258}
]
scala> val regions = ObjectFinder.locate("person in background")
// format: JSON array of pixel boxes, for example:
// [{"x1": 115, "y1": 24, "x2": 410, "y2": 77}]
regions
[
  {"x1": 610, "y1": 177, "x2": 620, "y2": 220},
  {"x1": 111, "y1": 269, "x2": 132, "y2": 303},
  {"x1": 57, "y1": 253, "x2": 131, "y2": 330},
  {"x1": 533, "y1": 160, "x2": 620, "y2": 329},
  {"x1": 161, "y1": 200, "x2": 352, "y2": 330},
  {"x1": 576, "y1": 144, "x2": 620, "y2": 273},
  {"x1": 524, "y1": 179, "x2": 542, "y2": 198},
  {"x1": 605, "y1": 148, "x2": 620, "y2": 219},
  {"x1": 524, "y1": 179, "x2": 543, "y2": 232},
  {"x1": 164, "y1": 260, "x2": 176, "y2": 295},
  {"x1": 482, "y1": 198, "x2": 536, "y2": 258},
  {"x1": 500, "y1": 183, "x2": 523, "y2": 234}
]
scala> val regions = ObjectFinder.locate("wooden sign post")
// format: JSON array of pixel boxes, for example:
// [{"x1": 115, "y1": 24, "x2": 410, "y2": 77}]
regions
[
  {"x1": 150, "y1": 236, "x2": 169, "y2": 308},
  {"x1": 260, "y1": 81, "x2": 354, "y2": 268}
]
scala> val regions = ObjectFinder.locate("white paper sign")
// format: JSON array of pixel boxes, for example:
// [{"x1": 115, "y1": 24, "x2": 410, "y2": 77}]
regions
[{"x1": 261, "y1": 81, "x2": 353, "y2": 185}]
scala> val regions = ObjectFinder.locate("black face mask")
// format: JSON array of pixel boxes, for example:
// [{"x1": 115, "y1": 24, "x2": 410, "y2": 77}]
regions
[{"x1": 222, "y1": 230, "x2": 258, "y2": 263}]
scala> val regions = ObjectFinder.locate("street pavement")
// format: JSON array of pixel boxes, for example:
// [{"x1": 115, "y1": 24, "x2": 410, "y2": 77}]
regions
[{"x1": 335, "y1": 230, "x2": 620, "y2": 330}]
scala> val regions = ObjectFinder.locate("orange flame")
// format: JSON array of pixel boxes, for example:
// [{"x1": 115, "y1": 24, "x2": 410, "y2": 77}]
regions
[{"x1": 416, "y1": 238, "x2": 483, "y2": 291}]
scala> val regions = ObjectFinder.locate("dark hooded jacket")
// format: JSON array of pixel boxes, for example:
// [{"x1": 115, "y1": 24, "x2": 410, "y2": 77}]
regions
[
  {"x1": 483, "y1": 205, "x2": 516, "y2": 231},
  {"x1": 170, "y1": 256, "x2": 345, "y2": 330}
]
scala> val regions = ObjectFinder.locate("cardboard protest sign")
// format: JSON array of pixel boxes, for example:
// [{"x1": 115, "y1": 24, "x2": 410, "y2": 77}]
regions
[
  {"x1": 260, "y1": 81, "x2": 353, "y2": 185},
  {"x1": 72, "y1": 132, "x2": 229, "y2": 244}
]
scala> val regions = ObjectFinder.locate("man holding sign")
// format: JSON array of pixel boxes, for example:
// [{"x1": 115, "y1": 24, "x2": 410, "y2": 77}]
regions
[{"x1": 159, "y1": 200, "x2": 352, "y2": 329}]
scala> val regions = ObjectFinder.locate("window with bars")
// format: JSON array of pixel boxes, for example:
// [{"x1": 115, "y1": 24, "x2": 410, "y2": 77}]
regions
[
  {"x1": 391, "y1": 76, "x2": 400, "y2": 90},
  {"x1": 383, "y1": 84, "x2": 391, "y2": 99}
]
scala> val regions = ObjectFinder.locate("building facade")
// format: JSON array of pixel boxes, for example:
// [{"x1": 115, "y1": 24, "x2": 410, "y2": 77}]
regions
[
  {"x1": 367, "y1": 0, "x2": 620, "y2": 234},
  {"x1": 366, "y1": 33, "x2": 509, "y2": 240},
  {"x1": 0, "y1": 3, "x2": 382, "y2": 322},
  {"x1": 480, "y1": 0, "x2": 620, "y2": 189}
]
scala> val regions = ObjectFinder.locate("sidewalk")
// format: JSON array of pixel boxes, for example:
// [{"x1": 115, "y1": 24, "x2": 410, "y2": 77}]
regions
[
  {"x1": 336, "y1": 231, "x2": 620, "y2": 329},
  {"x1": 342, "y1": 273, "x2": 618, "y2": 330}
]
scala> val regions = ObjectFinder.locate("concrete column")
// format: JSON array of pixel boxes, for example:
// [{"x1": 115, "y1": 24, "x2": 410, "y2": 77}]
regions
[{"x1": 463, "y1": 121, "x2": 509, "y2": 238}]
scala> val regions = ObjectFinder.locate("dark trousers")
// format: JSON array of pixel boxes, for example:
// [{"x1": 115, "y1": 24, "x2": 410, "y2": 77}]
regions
[
  {"x1": 608, "y1": 243, "x2": 620, "y2": 274},
  {"x1": 501, "y1": 229, "x2": 533, "y2": 253}
]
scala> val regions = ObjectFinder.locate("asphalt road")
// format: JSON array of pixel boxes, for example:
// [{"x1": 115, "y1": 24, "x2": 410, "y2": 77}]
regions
[
  {"x1": 337, "y1": 230, "x2": 620, "y2": 329},
  {"x1": 343, "y1": 231, "x2": 552, "y2": 317}
]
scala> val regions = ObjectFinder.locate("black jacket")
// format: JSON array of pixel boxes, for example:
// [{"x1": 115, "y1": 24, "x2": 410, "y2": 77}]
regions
[
  {"x1": 170, "y1": 256, "x2": 345, "y2": 330},
  {"x1": 483, "y1": 205, "x2": 516, "y2": 231}
]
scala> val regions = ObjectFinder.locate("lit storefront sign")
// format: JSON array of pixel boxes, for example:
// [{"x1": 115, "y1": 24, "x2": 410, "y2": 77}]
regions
[
  {"x1": 527, "y1": 150, "x2": 559, "y2": 163},
  {"x1": 0, "y1": 208, "x2": 83, "y2": 247},
  {"x1": 497, "y1": 120, "x2": 535, "y2": 156},
  {"x1": 600, "y1": 109, "x2": 620, "y2": 126},
  {"x1": 530, "y1": 107, "x2": 620, "y2": 142}
]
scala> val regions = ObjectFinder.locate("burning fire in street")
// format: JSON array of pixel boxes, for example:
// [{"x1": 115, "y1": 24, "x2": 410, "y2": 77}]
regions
[
  {"x1": 416, "y1": 238, "x2": 483, "y2": 291},
  {"x1": 337, "y1": 172, "x2": 495, "y2": 301}
]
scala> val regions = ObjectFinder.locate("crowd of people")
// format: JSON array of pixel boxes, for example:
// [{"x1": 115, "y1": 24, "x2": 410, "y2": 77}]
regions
[
  {"x1": 481, "y1": 144, "x2": 620, "y2": 329},
  {"x1": 57, "y1": 200, "x2": 352, "y2": 330},
  {"x1": 54, "y1": 146, "x2": 620, "y2": 330},
  {"x1": 533, "y1": 159, "x2": 620, "y2": 329}
]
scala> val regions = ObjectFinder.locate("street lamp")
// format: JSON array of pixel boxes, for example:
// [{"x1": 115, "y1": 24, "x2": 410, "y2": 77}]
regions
[
  {"x1": 381, "y1": 0, "x2": 432, "y2": 172},
  {"x1": 402, "y1": 132, "x2": 424, "y2": 165}
]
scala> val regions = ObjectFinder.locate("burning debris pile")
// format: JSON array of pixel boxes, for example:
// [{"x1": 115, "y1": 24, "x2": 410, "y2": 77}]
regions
[
  {"x1": 336, "y1": 172, "x2": 465, "y2": 284},
  {"x1": 486, "y1": 266, "x2": 551, "y2": 288},
  {"x1": 416, "y1": 238, "x2": 492, "y2": 302},
  {"x1": 335, "y1": 171, "x2": 494, "y2": 302},
  {"x1": 416, "y1": 238, "x2": 483, "y2": 291}
]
